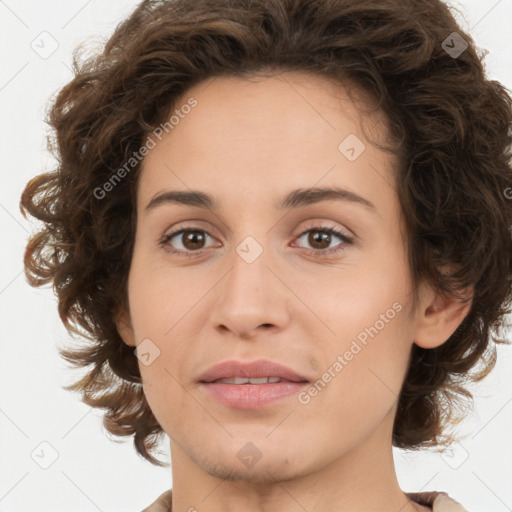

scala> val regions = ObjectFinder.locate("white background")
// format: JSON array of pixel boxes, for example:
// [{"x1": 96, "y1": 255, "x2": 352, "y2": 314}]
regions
[{"x1": 1, "y1": 1, "x2": 511, "y2": 511}]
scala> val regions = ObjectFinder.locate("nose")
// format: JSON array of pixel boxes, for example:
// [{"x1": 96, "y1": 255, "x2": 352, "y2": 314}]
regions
[{"x1": 211, "y1": 241, "x2": 291, "y2": 341}]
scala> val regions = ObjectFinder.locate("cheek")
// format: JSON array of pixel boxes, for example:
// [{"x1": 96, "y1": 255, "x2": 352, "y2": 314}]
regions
[
  {"x1": 137, "y1": 351, "x2": 192, "y2": 431},
  {"x1": 315, "y1": 259, "x2": 410, "y2": 342},
  {"x1": 309, "y1": 256, "x2": 414, "y2": 392},
  {"x1": 302, "y1": 297, "x2": 412, "y2": 435},
  {"x1": 127, "y1": 252, "x2": 202, "y2": 340},
  {"x1": 127, "y1": 256, "x2": 197, "y2": 410}
]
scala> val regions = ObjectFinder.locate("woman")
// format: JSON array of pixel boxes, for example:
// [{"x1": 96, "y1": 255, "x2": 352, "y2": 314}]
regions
[{"x1": 20, "y1": 0, "x2": 512, "y2": 510}]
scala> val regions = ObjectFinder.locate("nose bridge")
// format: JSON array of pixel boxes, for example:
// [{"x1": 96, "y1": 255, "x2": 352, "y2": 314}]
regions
[
  {"x1": 227, "y1": 232, "x2": 272, "y2": 301},
  {"x1": 212, "y1": 229, "x2": 289, "y2": 336},
  {"x1": 224, "y1": 208, "x2": 275, "y2": 282}
]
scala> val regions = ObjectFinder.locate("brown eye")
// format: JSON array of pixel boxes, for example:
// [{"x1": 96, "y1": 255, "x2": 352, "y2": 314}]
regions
[
  {"x1": 306, "y1": 230, "x2": 332, "y2": 250},
  {"x1": 295, "y1": 227, "x2": 352, "y2": 255},
  {"x1": 160, "y1": 228, "x2": 213, "y2": 256},
  {"x1": 159, "y1": 224, "x2": 353, "y2": 259},
  {"x1": 180, "y1": 230, "x2": 207, "y2": 250}
]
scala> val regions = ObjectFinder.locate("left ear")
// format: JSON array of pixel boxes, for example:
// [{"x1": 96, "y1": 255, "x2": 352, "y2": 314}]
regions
[
  {"x1": 413, "y1": 278, "x2": 473, "y2": 350},
  {"x1": 113, "y1": 305, "x2": 137, "y2": 348}
]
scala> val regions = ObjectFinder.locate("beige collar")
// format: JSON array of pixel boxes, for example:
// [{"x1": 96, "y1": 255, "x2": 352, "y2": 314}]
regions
[{"x1": 142, "y1": 489, "x2": 468, "y2": 511}]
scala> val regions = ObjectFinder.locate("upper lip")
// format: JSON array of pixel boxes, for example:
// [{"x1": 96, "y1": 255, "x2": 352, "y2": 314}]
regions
[{"x1": 198, "y1": 359, "x2": 310, "y2": 383}]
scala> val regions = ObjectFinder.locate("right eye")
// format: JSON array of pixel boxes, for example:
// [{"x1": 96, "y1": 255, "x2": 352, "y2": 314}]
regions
[{"x1": 159, "y1": 228, "x2": 216, "y2": 257}]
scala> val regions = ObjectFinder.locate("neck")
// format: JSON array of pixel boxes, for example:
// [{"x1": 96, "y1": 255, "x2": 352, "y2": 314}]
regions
[{"x1": 168, "y1": 404, "x2": 430, "y2": 512}]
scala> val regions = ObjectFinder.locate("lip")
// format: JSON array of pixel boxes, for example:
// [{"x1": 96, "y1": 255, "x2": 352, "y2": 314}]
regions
[
  {"x1": 198, "y1": 359, "x2": 309, "y2": 384},
  {"x1": 198, "y1": 359, "x2": 310, "y2": 410}
]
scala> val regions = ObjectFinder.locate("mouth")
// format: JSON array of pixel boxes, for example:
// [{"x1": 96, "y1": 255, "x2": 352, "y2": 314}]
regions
[
  {"x1": 200, "y1": 379, "x2": 309, "y2": 409},
  {"x1": 198, "y1": 358, "x2": 310, "y2": 384},
  {"x1": 207, "y1": 376, "x2": 307, "y2": 384},
  {"x1": 198, "y1": 359, "x2": 310, "y2": 409}
]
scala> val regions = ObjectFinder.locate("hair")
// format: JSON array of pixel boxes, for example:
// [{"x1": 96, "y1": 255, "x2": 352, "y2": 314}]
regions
[{"x1": 20, "y1": 0, "x2": 512, "y2": 466}]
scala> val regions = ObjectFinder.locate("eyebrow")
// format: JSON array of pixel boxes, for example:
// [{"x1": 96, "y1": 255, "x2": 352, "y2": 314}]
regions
[{"x1": 144, "y1": 186, "x2": 377, "y2": 214}]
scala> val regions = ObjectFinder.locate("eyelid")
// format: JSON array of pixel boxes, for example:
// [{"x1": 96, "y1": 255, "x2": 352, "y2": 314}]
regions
[
  {"x1": 159, "y1": 219, "x2": 355, "y2": 259},
  {"x1": 292, "y1": 225, "x2": 353, "y2": 252},
  {"x1": 163, "y1": 218, "x2": 353, "y2": 240},
  {"x1": 293, "y1": 219, "x2": 354, "y2": 239}
]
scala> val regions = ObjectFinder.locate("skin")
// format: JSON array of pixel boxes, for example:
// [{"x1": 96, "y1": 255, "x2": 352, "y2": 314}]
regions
[{"x1": 115, "y1": 71, "x2": 471, "y2": 512}]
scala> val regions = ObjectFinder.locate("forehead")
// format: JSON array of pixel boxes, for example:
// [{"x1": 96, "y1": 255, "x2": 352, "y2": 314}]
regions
[
  {"x1": 167, "y1": 71, "x2": 380, "y2": 144},
  {"x1": 136, "y1": 71, "x2": 395, "y2": 214}
]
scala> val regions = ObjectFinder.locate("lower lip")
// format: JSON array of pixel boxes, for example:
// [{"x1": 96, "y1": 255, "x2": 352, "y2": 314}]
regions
[{"x1": 200, "y1": 381, "x2": 309, "y2": 409}]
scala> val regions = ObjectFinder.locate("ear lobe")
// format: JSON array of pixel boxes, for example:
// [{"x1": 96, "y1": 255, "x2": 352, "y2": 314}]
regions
[
  {"x1": 413, "y1": 285, "x2": 473, "y2": 350},
  {"x1": 114, "y1": 307, "x2": 137, "y2": 347}
]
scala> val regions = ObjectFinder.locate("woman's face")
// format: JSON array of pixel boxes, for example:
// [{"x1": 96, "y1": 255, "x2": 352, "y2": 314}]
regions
[{"x1": 116, "y1": 71, "x2": 436, "y2": 481}]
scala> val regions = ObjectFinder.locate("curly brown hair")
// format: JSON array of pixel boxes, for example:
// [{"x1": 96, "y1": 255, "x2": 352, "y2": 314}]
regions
[{"x1": 20, "y1": 0, "x2": 512, "y2": 466}]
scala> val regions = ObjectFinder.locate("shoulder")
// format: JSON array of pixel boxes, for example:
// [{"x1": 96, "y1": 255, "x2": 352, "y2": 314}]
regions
[
  {"x1": 141, "y1": 489, "x2": 173, "y2": 512},
  {"x1": 406, "y1": 491, "x2": 469, "y2": 511},
  {"x1": 144, "y1": 489, "x2": 469, "y2": 512}
]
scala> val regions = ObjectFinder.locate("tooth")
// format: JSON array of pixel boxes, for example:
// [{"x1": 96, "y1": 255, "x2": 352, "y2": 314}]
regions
[
  {"x1": 214, "y1": 376, "x2": 283, "y2": 384},
  {"x1": 248, "y1": 377, "x2": 269, "y2": 384},
  {"x1": 217, "y1": 377, "x2": 250, "y2": 384}
]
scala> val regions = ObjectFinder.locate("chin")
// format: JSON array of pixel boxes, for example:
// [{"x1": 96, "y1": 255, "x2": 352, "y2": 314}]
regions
[
  {"x1": 184, "y1": 436, "x2": 307, "y2": 481},
  {"x1": 197, "y1": 453, "x2": 305, "y2": 484}
]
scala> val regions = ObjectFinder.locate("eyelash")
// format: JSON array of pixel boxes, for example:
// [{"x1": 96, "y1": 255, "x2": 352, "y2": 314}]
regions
[{"x1": 158, "y1": 225, "x2": 354, "y2": 259}]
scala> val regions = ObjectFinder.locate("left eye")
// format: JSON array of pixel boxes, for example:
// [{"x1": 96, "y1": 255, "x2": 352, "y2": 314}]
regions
[
  {"x1": 159, "y1": 228, "x2": 215, "y2": 255},
  {"x1": 159, "y1": 226, "x2": 353, "y2": 258},
  {"x1": 293, "y1": 227, "x2": 353, "y2": 254}
]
